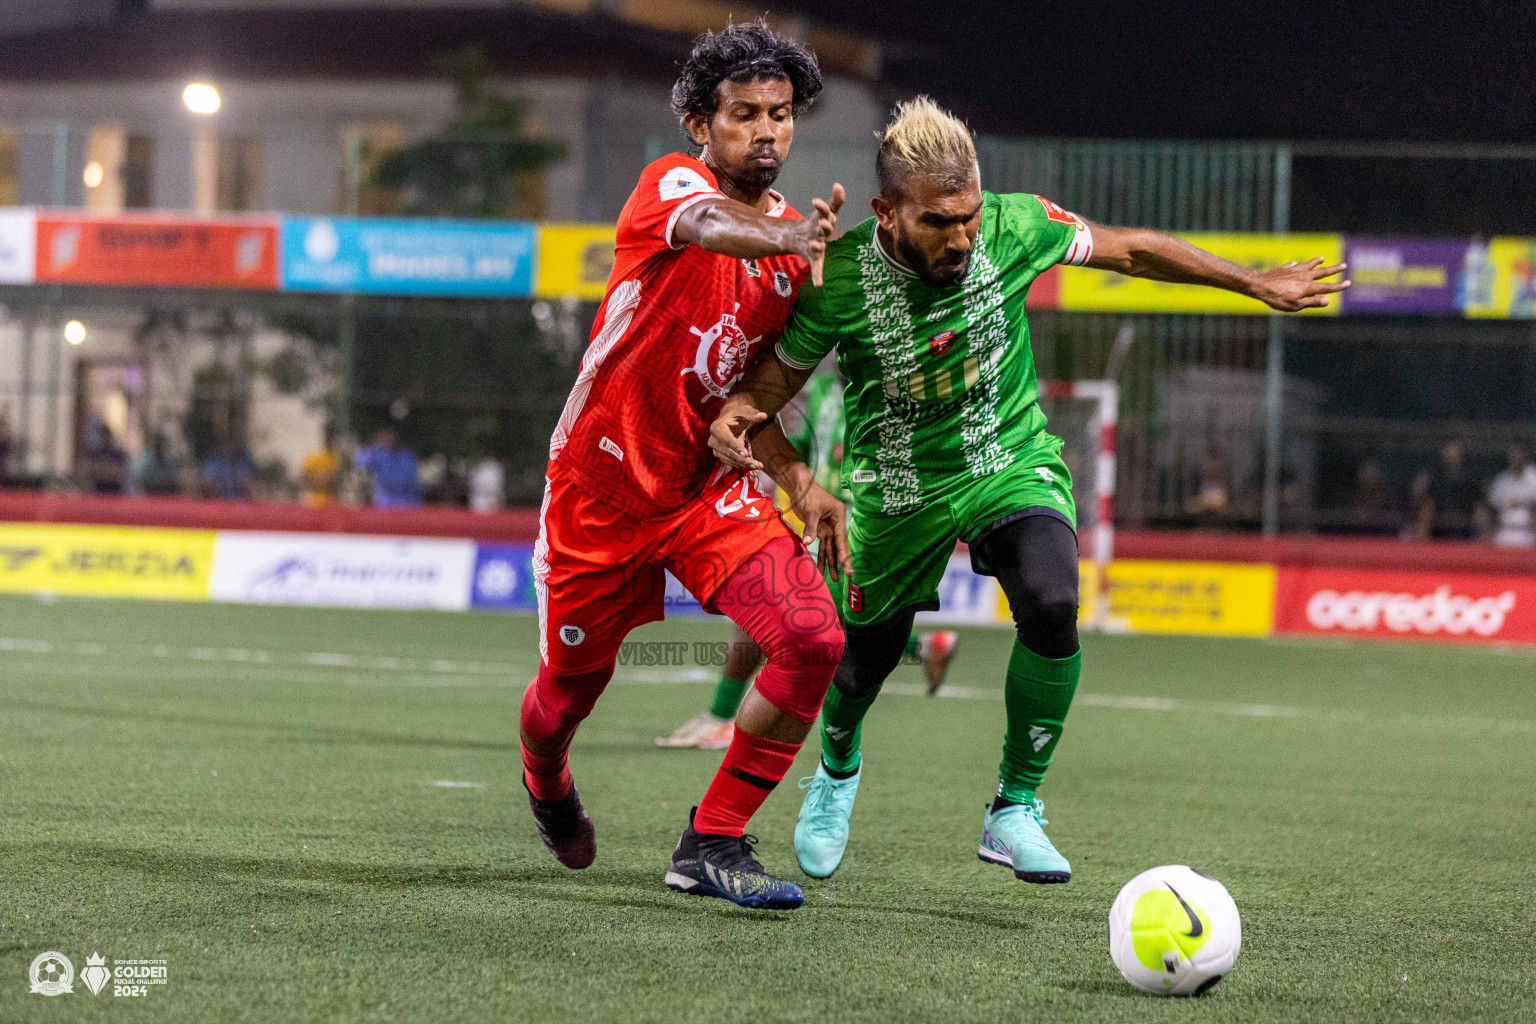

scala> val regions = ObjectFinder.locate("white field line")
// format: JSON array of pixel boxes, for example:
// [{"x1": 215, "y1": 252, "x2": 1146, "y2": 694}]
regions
[{"x1": 0, "y1": 636, "x2": 1529, "y2": 734}]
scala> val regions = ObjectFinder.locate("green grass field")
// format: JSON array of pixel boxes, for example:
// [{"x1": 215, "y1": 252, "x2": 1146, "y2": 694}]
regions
[{"x1": 2, "y1": 594, "x2": 1534, "y2": 1023}]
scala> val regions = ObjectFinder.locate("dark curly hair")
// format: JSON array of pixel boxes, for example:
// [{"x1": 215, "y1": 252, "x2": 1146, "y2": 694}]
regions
[{"x1": 670, "y1": 21, "x2": 822, "y2": 130}]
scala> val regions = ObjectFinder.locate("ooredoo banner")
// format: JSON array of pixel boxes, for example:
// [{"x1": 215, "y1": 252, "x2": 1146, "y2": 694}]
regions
[
  {"x1": 211, "y1": 532, "x2": 475, "y2": 610},
  {"x1": 35, "y1": 214, "x2": 279, "y2": 288},
  {"x1": 1274, "y1": 567, "x2": 1536, "y2": 644}
]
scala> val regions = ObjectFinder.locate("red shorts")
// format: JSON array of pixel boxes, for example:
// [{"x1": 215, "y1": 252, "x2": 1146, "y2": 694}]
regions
[{"x1": 533, "y1": 464, "x2": 795, "y2": 672}]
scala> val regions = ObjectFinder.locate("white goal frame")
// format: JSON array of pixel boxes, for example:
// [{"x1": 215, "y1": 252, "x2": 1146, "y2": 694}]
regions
[{"x1": 1040, "y1": 379, "x2": 1118, "y2": 632}]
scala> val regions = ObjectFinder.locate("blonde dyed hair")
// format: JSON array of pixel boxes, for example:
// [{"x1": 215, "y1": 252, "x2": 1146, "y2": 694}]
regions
[{"x1": 876, "y1": 96, "x2": 977, "y2": 196}]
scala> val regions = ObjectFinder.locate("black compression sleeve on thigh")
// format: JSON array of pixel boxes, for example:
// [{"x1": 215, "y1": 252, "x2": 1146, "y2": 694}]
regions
[
  {"x1": 832, "y1": 607, "x2": 918, "y2": 701},
  {"x1": 975, "y1": 514, "x2": 1081, "y2": 660}
]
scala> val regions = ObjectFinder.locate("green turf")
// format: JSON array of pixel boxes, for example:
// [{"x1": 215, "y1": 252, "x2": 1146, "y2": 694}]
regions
[{"x1": 1, "y1": 594, "x2": 1533, "y2": 1022}]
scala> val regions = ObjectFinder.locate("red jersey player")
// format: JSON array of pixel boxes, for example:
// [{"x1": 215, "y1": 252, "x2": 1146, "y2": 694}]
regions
[{"x1": 520, "y1": 22, "x2": 852, "y2": 910}]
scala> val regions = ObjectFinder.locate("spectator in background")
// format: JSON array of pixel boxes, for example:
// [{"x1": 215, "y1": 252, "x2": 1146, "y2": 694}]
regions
[
  {"x1": 469, "y1": 454, "x2": 505, "y2": 513},
  {"x1": 1184, "y1": 448, "x2": 1229, "y2": 527},
  {"x1": 353, "y1": 427, "x2": 421, "y2": 508},
  {"x1": 1486, "y1": 444, "x2": 1536, "y2": 548},
  {"x1": 128, "y1": 433, "x2": 181, "y2": 496},
  {"x1": 200, "y1": 440, "x2": 256, "y2": 500},
  {"x1": 1416, "y1": 439, "x2": 1482, "y2": 540},
  {"x1": 1350, "y1": 458, "x2": 1399, "y2": 535},
  {"x1": 301, "y1": 425, "x2": 344, "y2": 507}
]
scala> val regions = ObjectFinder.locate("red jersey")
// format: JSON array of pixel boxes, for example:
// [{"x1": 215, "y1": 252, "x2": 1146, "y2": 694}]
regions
[{"x1": 547, "y1": 153, "x2": 808, "y2": 518}]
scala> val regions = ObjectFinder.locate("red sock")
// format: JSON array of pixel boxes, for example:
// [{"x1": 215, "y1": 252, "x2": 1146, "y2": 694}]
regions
[
  {"x1": 521, "y1": 746, "x2": 572, "y2": 803},
  {"x1": 693, "y1": 729, "x2": 801, "y2": 837},
  {"x1": 519, "y1": 665, "x2": 611, "y2": 803}
]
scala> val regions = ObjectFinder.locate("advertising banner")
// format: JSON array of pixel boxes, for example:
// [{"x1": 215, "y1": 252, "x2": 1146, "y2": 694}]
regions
[
  {"x1": 0, "y1": 523, "x2": 214, "y2": 600},
  {"x1": 34, "y1": 214, "x2": 278, "y2": 288},
  {"x1": 0, "y1": 208, "x2": 36, "y2": 283},
  {"x1": 469, "y1": 543, "x2": 537, "y2": 612},
  {"x1": 1274, "y1": 567, "x2": 1536, "y2": 644},
  {"x1": 1341, "y1": 237, "x2": 1466, "y2": 315},
  {"x1": 1462, "y1": 236, "x2": 1536, "y2": 319},
  {"x1": 280, "y1": 217, "x2": 535, "y2": 297},
  {"x1": 914, "y1": 555, "x2": 1006, "y2": 626},
  {"x1": 1098, "y1": 559, "x2": 1277, "y2": 637},
  {"x1": 210, "y1": 532, "x2": 475, "y2": 610},
  {"x1": 534, "y1": 224, "x2": 616, "y2": 301},
  {"x1": 1057, "y1": 233, "x2": 1344, "y2": 315}
]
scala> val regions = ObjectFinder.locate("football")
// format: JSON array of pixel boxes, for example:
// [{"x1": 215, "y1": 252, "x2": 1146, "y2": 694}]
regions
[{"x1": 1108, "y1": 865, "x2": 1241, "y2": 996}]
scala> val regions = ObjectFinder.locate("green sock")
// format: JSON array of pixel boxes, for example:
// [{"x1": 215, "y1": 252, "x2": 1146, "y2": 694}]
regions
[
  {"x1": 819, "y1": 683, "x2": 881, "y2": 774},
  {"x1": 707, "y1": 676, "x2": 751, "y2": 720},
  {"x1": 997, "y1": 641, "x2": 1080, "y2": 805},
  {"x1": 903, "y1": 633, "x2": 921, "y2": 661}
]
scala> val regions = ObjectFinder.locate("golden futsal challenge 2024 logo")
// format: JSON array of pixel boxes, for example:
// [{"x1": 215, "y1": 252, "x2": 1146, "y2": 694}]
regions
[{"x1": 29, "y1": 950, "x2": 168, "y2": 998}]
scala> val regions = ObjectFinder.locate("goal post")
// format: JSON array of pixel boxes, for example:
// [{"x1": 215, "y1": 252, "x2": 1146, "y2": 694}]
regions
[{"x1": 1039, "y1": 379, "x2": 1118, "y2": 632}]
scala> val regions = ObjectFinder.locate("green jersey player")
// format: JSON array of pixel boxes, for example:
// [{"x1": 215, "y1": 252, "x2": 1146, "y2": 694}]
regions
[
  {"x1": 710, "y1": 97, "x2": 1349, "y2": 882},
  {"x1": 656, "y1": 367, "x2": 959, "y2": 751}
]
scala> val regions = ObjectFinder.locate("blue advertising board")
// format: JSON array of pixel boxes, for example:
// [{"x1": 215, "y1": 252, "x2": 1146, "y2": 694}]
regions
[
  {"x1": 280, "y1": 217, "x2": 535, "y2": 297},
  {"x1": 470, "y1": 543, "x2": 538, "y2": 612},
  {"x1": 469, "y1": 542, "x2": 710, "y2": 617}
]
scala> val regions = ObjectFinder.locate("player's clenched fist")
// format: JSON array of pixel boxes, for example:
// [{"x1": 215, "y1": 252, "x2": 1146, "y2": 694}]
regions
[{"x1": 796, "y1": 183, "x2": 844, "y2": 286}]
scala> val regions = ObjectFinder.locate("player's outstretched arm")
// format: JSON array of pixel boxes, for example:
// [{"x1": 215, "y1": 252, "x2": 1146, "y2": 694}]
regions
[
  {"x1": 674, "y1": 184, "x2": 844, "y2": 285},
  {"x1": 709, "y1": 352, "x2": 816, "y2": 472},
  {"x1": 1085, "y1": 223, "x2": 1351, "y2": 312}
]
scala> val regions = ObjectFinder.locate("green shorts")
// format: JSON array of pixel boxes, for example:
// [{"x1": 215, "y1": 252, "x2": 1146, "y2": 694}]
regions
[{"x1": 830, "y1": 434, "x2": 1076, "y2": 627}]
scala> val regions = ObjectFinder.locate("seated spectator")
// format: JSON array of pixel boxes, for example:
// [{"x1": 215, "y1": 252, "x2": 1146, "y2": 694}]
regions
[
  {"x1": 301, "y1": 426, "x2": 344, "y2": 507},
  {"x1": 1184, "y1": 448, "x2": 1229, "y2": 527},
  {"x1": 1404, "y1": 469, "x2": 1433, "y2": 541},
  {"x1": 1428, "y1": 439, "x2": 1482, "y2": 540},
  {"x1": 1350, "y1": 458, "x2": 1399, "y2": 536},
  {"x1": 200, "y1": 441, "x2": 256, "y2": 500},
  {"x1": 353, "y1": 427, "x2": 421, "y2": 508},
  {"x1": 1487, "y1": 444, "x2": 1536, "y2": 548},
  {"x1": 128, "y1": 434, "x2": 181, "y2": 497},
  {"x1": 470, "y1": 455, "x2": 505, "y2": 513}
]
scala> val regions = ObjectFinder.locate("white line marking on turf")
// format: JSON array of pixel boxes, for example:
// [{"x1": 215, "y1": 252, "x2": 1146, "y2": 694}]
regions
[
  {"x1": 1, "y1": 635, "x2": 1531, "y2": 734},
  {"x1": 432, "y1": 780, "x2": 484, "y2": 788}
]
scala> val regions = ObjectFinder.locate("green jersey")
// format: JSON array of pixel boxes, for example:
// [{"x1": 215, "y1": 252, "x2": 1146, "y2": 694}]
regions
[{"x1": 776, "y1": 191, "x2": 1092, "y2": 516}]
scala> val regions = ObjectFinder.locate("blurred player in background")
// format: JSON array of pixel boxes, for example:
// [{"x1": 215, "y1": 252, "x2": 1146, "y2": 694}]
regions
[
  {"x1": 519, "y1": 22, "x2": 853, "y2": 911},
  {"x1": 658, "y1": 366, "x2": 959, "y2": 750},
  {"x1": 712, "y1": 97, "x2": 1349, "y2": 884}
]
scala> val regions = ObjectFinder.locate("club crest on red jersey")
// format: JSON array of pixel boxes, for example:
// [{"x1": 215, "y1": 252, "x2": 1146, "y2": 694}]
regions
[
  {"x1": 712, "y1": 474, "x2": 772, "y2": 522},
  {"x1": 929, "y1": 330, "x2": 957, "y2": 356},
  {"x1": 682, "y1": 303, "x2": 763, "y2": 404},
  {"x1": 741, "y1": 258, "x2": 761, "y2": 277}
]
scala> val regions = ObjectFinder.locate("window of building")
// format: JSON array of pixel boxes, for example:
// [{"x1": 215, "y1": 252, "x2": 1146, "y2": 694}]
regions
[
  {"x1": 123, "y1": 135, "x2": 154, "y2": 209},
  {"x1": 215, "y1": 135, "x2": 263, "y2": 212},
  {"x1": 339, "y1": 123, "x2": 407, "y2": 215},
  {"x1": 0, "y1": 132, "x2": 18, "y2": 206}
]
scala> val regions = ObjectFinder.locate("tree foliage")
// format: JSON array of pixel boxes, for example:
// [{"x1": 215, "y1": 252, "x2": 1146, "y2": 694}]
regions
[{"x1": 373, "y1": 48, "x2": 568, "y2": 219}]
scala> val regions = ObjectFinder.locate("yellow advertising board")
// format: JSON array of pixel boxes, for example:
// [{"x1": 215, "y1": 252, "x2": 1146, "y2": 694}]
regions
[
  {"x1": 0, "y1": 523, "x2": 215, "y2": 601},
  {"x1": 534, "y1": 224, "x2": 617, "y2": 301},
  {"x1": 1463, "y1": 236, "x2": 1536, "y2": 319},
  {"x1": 1057, "y1": 233, "x2": 1344, "y2": 315},
  {"x1": 1096, "y1": 559, "x2": 1276, "y2": 636}
]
